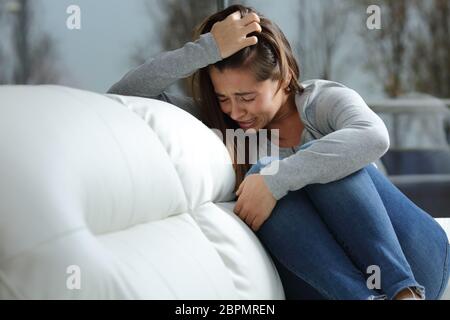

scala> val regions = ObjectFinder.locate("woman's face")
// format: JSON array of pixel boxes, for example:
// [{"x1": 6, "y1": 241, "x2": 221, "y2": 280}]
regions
[{"x1": 209, "y1": 66, "x2": 288, "y2": 130}]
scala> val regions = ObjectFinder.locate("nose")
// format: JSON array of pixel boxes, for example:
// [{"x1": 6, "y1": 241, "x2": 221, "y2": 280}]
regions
[{"x1": 229, "y1": 101, "x2": 246, "y2": 121}]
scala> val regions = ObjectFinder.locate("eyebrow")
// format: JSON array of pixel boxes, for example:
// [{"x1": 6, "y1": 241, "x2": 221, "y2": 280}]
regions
[{"x1": 215, "y1": 91, "x2": 257, "y2": 97}]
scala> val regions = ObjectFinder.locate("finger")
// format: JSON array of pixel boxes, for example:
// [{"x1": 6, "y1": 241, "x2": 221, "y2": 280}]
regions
[
  {"x1": 242, "y1": 21, "x2": 262, "y2": 36},
  {"x1": 237, "y1": 178, "x2": 246, "y2": 195},
  {"x1": 251, "y1": 220, "x2": 260, "y2": 232},
  {"x1": 244, "y1": 212, "x2": 254, "y2": 225},
  {"x1": 236, "y1": 183, "x2": 243, "y2": 196},
  {"x1": 240, "y1": 12, "x2": 260, "y2": 26},
  {"x1": 252, "y1": 216, "x2": 264, "y2": 232},
  {"x1": 249, "y1": 216, "x2": 258, "y2": 231},
  {"x1": 234, "y1": 199, "x2": 242, "y2": 214},
  {"x1": 228, "y1": 11, "x2": 242, "y2": 21},
  {"x1": 242, "y1": 36, "x2": 258, "y2": 47},
  {"x1": 237, "y1": 207, "x2": 248, "y2": 221}
]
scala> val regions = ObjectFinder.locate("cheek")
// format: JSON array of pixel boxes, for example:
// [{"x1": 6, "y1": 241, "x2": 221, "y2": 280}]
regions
[
  {"x1": 252, "y1": 95, "x2": 277, "y2": 116},
  {"x1": 248, "y1": 99, "x2": 275, "y2": 127}
]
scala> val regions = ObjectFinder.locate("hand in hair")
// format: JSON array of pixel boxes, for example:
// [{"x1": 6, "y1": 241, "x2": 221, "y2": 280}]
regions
[
  {"x1": 211, "y1": 11, "x2": 262, "y2": 59},
  {"x1": 234, "y1": 174, "x2": 276, "y2": 232}
]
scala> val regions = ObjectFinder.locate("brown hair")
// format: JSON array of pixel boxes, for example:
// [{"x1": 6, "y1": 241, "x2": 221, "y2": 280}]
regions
[{"x1": 190, "y1": 4, "x2": 304, "y2": 192}]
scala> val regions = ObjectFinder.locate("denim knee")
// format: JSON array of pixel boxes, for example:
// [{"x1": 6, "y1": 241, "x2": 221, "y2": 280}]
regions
[
  {"x1": 246, "y1": 156, "x2": 280, "y2": 177},
  {"x1": 245, "y1": 140, "x2": 317, "y2": 177}
]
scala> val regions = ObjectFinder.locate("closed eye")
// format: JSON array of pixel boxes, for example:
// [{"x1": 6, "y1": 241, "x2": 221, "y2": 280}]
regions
[
  {"x1": 217, "y1": 96, "x2": 256, "y2": 103},
  {"x1": 241, "y1": 97, "x2": 255, "y2": 102}
]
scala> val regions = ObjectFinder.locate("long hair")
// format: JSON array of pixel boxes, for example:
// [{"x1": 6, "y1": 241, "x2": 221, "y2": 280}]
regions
[{"x1": 190, "y1": 4, "x2": 304, "y2": 192}]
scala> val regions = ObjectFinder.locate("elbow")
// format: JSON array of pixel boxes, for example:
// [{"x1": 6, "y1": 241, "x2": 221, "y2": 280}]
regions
[
  {"x1": 107, "y1": 82, "x2": 136, "y2": 97},
  {"x1": 106, "y1": 82, "x2": 123, "y2": 95},
  {"x1": 372, "y1": 128, "x2": 390, "y2": 157}
]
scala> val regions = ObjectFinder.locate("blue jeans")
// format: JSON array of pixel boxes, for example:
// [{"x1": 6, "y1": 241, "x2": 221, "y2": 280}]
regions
[{"x1": 246, "y1": 140, "x2": 450, "y2": 300}]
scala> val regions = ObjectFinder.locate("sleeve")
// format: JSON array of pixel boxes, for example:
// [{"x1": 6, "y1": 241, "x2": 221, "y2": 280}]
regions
[
  {"x1": 260, "y1": 86, "x2": 390, "y2": 200},
  {"x1": 106, "y1": 32, "x2": 222, "y2": 120}
]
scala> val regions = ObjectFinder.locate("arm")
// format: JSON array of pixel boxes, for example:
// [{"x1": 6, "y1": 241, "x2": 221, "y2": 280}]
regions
[
  {"x1": 107, "y1": 11, "x2": 261, "y2": 121},
  {"x1": 107, "y1": 32, "x2": 222, "y2": 120},
  {"x1": 260, "y1": 86, "x2": 390, "y2": 200}
]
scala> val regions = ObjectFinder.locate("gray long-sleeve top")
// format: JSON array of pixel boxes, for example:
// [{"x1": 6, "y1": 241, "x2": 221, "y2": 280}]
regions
[{"x1": 107, "y1": 32, "x2": 390, "y2": 200}]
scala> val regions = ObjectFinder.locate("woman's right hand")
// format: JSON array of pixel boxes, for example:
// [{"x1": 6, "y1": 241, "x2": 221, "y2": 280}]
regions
[{"x1": 211, "y1": 11, "x2": 262, "y2": 59}]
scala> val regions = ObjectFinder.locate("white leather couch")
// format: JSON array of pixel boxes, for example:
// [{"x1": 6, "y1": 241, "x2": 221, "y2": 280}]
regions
[{"x1": 0, "y1": 85, "x2": 448, "y2": 300}]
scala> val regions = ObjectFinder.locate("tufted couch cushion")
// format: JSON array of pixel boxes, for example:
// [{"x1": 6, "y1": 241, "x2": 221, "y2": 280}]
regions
[{"x1": 0, "y1": 85, "x2": 283, "y2": 299}]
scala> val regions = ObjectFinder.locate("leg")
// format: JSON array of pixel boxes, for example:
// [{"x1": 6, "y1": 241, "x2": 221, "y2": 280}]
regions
[
  {"x1": 282, "y1": 140, "x2": 425, "y2": 299},
  {"x1": 364, "y1": 164, "x2": 450, "y2": 300},
  {"x1": 303, "y1": 167, "x2": 425, "y2": 300},
  {"x1": 255, "y1": 188, "x2": 383, "y2": 300},
  {"x1": 246, "y1": 158, "x2": 383, "y2": 300}
]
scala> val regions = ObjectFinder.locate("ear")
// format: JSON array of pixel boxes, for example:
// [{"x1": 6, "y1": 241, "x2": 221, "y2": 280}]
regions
[
  {"x1": 283, "y1": 73, "x2": 292, "y2": 92},
  {"x1": 284, "y1": 73, "x2": 292, "y2": 89}
]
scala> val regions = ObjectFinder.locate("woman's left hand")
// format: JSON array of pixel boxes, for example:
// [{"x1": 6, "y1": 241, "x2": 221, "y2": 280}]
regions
[{"x1": 234, "y1": 174, "x2": 277, "y2": 232}]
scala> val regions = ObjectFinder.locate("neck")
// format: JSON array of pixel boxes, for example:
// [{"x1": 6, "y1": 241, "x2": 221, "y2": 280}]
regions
[
  {"x1": 266, "y1": 92, "x2": 304, "y2": 146},
  {"x1": 267, "y1": 92, "x2": 297, "y2": 130}
]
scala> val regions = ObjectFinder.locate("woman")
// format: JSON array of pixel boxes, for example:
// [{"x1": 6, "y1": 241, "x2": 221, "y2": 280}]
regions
[{"x1": 108, "y1": 4, "x2": 449, "y2": 300}]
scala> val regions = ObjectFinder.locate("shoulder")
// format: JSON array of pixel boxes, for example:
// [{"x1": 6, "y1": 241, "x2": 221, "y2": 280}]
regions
[
  {"x1": 298, "y1": 80, "x2": 370, "y2": 131},
  {"x1": 300, "y1": 79, "x2": 366, "y2": 115},
  {"x1": 301, "y1": 79, "x2": 361, "y2": 101}
]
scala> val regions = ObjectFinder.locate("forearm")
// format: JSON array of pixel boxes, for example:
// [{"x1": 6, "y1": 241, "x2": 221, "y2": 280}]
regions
[
  {"x1": 261, "y1": 125, "x2": 390, "y2": 200},
  {"x1": 107, "y1": 32, "x2": 222, "y2": 98}
]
